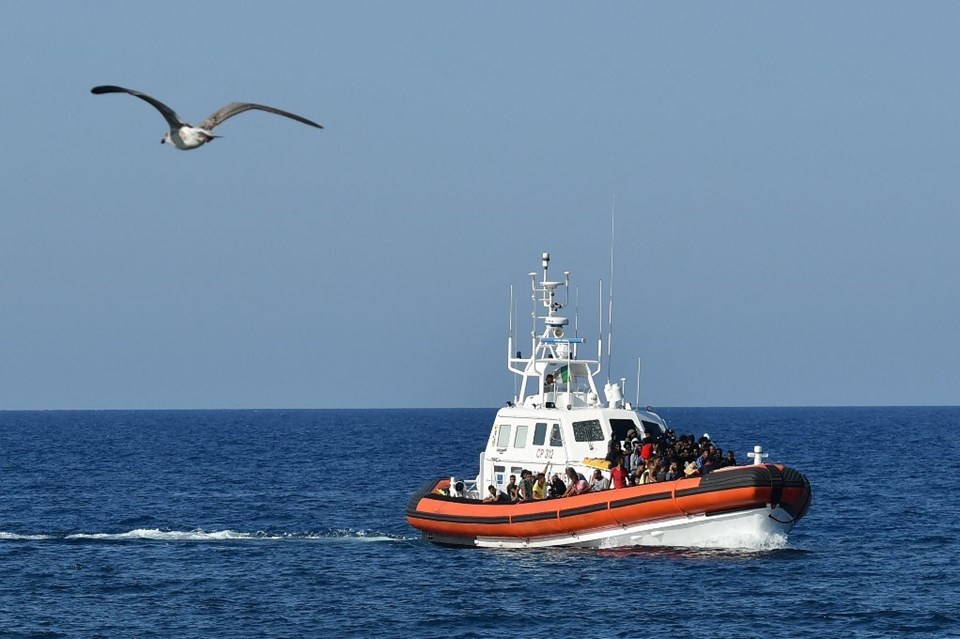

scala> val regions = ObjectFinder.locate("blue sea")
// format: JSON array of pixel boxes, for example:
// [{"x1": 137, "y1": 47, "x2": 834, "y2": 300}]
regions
[{"x1": 1, "y1": 406, "x2": 957, "y2": 638}]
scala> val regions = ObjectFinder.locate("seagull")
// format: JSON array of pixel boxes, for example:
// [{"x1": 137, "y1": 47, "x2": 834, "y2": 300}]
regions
[{"x1": 91, "y1": 85, "x2": 323, "y2": 150}]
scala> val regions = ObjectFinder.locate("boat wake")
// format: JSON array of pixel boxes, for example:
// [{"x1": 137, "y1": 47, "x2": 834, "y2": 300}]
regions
[
  {"x1": 598, "y1": 530, "x2": 789, "y2": 553},
  {"x1": 667, "y1": 531, "x2": 790, "y2": 552},
  {"x1": 0, "y1": 531, "x2": 52, "y2": 541},
  {"x1": 593, "y1": 531, "x2": 797, "y2": 559},
  {"x1": 0, "y1": 528, "x2": 414, "y2": 543}
]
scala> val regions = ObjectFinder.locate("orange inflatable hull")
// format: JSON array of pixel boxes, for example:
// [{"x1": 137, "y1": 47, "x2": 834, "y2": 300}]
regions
[{"x1": 406, "y1": 464, "x2": 811, "y2": 547}]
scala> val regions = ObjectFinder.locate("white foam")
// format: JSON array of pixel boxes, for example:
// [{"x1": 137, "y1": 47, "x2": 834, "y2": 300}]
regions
[
  {"x1": 683, "y1": 531, "x2": 790, "y2": 552},
  {"x1": 0, "y1": 531, "x2": 53, "y2": 541},
  {"x1": 315, "y1": 528, "x2": 409, "y2": 542},
  {"x1": 1, "y1": 528, "x2": 413, "y2": 543},
  {"x1": 316, "y1": 529, "x2": 409, "y2": 543},
  {"x1": 65, "y1": 528, "x2": 268, "y2": 542},
  {"x1": 0, "y1": 528, "x2": 412, "y2": 543}
]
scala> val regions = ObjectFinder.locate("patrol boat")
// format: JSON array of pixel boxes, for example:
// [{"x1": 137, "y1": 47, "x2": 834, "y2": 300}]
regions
[{"x1": 406, "y1": 253, "x2": 811, "y2": 549}]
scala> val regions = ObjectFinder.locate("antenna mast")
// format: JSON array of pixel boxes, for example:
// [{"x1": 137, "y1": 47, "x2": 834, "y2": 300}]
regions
[
  {"x1": 635, "y1": 356, "x2": 642, "y2": 406},
  {"x1": 606, "y1": 194, "x2": 616, "y2": 382},
  {"x1": 508, "y1": 284, "x2": 514, "y2": 355},
  {"x1": 597, "y1": 280, "x2": 603, "y2": 371}
]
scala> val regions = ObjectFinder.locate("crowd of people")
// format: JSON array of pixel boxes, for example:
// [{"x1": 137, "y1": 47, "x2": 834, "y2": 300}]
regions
[
  {"x1": 480, "y1": 429, "x2": 739, "y2": 503},
  {"x1": 605, "y1": 429, "x2": 738, "y2": 488}
]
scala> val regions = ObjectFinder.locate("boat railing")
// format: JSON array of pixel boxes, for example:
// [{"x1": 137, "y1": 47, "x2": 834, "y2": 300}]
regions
[
  {"x1": 543, "y1": 382, "x2": 591, "y2": 395},
  {"x1": 536, "y1": 385, "x2": 598, "y2": 409},
  {"x1": 450, "y1": 477, "x2": 480, "y2": 500}
]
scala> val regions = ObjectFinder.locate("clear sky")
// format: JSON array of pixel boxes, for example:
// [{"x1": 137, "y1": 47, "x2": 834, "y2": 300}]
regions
[{"x1": 1, "y1": 2, "x2": 957, "y2": 409}]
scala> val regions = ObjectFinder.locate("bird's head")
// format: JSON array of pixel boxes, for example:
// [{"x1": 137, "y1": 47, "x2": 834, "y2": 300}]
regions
[{"x1": 161, "y1": 132, "x2": 172, "y2": 145}]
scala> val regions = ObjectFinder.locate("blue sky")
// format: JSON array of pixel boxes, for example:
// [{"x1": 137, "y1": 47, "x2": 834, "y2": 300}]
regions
[{"x1": 0, "y1": 2, "x2": 957, "y2": 409}]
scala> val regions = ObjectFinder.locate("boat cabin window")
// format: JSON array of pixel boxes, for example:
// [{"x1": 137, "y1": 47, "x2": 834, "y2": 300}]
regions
[
  {"x1": 610, "y1": 418, "x2": 637, "y2": 442},
  {"x1": 549, "y1": 423, "x2": 563, "y2": 447},
  {"x1": 496, "y1": 424, "x2": 511, "y2": 448},
  {"x1": 533, "y1": 422, "x2": 547, "y2": 446},
  {"x1": 514, "y1": 425, "x2": 528, "y2": 448},
  {"x1": 641, "y1": 420, "x2": 665, "y2": 439},
  {"x1": 573, "y1": 419, "x2": 605, "y2": 442}
]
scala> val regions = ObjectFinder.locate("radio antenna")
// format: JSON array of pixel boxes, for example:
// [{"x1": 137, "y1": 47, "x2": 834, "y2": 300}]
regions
[
  {"x1": 635, "y1": 356, "x2": 642, "y2": 406},
  {"x1": 606, "y1": 194, "x2": 616, "y2": 382},
  {"x1": 597, "y1": 279, "x2": 603, "y2": 371}
]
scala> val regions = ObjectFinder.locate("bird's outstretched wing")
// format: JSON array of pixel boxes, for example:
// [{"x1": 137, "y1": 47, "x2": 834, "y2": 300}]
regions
[
  {"x1": 91, "y1": 85, "x2": 187, "y2": 128},
  {"x1": 198, "y1": 102, "x2": 323, "y2": 132}
]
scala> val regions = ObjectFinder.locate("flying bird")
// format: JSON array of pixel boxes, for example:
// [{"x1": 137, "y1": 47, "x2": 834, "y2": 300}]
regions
[{"x1": 91, "y1": 85, "x2": 323, "y2": 150}]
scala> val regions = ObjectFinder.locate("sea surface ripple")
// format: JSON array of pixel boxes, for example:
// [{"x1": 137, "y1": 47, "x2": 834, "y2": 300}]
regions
[{"x1": 0, "y1": 407, "x2": 957, "y2": 638}]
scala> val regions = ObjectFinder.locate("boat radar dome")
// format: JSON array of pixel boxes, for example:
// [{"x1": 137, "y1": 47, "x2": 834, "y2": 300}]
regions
[{"x1": 604, "y1": 382, "x2": 623, "y2": 408}]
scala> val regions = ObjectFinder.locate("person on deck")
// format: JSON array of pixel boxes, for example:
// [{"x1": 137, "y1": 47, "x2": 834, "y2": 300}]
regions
[
  {"x1": 640, "y1": 437, "x2": 653, "y2": 462},
  {"x1": 533, "y1": 473, "x2": 547, "y2": 499},
  {"x1": 663, "y1": 462, "x2": 679, "y2": 481},
  {"x1": 563, "y1": 467, "x2": 588, "y2": 497},
  {"x1": 695, "y1": 449, "x2": 710, "y2": 471},
  {"x1": 505, "y1": 475, "x2": 518, "y2": 502},
  {"x1": 517, "y1": 470, "x2": 535, "y2": 501},
  {"x1": 699, "y1": 452, "x2": 718, "y2": 475},
  {"x1": 610, "y1": 456, "x2": 628, "y2": 489},
  {"x1": 549, "y1": 473, "x2": 567, "y2": 498},
  {"x1": 639, "y1": 460, "x2": 658, "y2": 484},
  {"x1": 606, "y1": 432, "x2": 622, "y2": 465},
  {"x1": 588, "y1": 468, "x2": 610, "y2": 492},
  {"x1": 628, "y1": 444, "x2": 642, "y2": 481}
]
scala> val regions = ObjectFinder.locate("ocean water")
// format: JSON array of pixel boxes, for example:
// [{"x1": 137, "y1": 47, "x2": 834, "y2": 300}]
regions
[{"x1": 0, "y1": 406, "x2": 957, "y2": 638}]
